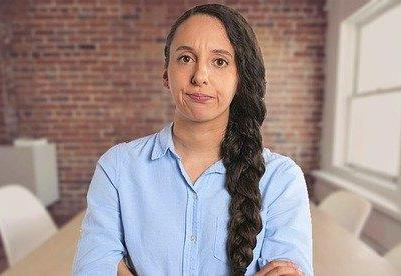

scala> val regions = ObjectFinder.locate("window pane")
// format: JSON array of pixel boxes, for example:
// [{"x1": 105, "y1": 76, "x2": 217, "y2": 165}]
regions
[
  {"x1": 346, "y1": 92, "x2": 401, "y2": 178},
  {"x1": 357, "y1": 3, "x2": 401, "y2": 93}
]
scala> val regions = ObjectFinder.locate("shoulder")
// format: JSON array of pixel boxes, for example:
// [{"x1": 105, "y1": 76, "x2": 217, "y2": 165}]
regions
[
  {"x1": 261, "y1": 147, "x2": 304, "y2": 177},
  {"x1": 99, "y1": 132, "x2": 157, "y2": 163},
  {"x1": 96, "y1": 132, "x2": 158, "y2": 184},
  {"x1": 260, "y1": 147, "x2": 307, "y2": 207},
  {"x1": 123, "y1": 132, "x2": 158, "y2": 161}
]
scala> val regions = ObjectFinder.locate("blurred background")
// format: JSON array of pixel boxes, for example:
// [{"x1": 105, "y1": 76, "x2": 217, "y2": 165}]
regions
[{"x1": 0, "y1": 0, "x2": 400, "y2": 275}]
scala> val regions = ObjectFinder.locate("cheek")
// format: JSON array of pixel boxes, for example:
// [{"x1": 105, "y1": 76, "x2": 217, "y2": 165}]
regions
[
  {"x1": 216, "y1": 79, "x2": 237, "y2": 105},
  {"x1": 168, "y1": 73, "x2": 186, "y2": 98}
]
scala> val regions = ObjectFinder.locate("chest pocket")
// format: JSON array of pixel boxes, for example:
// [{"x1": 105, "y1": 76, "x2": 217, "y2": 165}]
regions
[{"x1": 213, "y1": 209, "x2": 267, "y2": 264}]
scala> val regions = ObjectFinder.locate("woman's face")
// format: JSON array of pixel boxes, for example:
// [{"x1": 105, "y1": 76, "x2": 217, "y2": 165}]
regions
[{"x1": 163, "y1": 14, "x2": 239, "y2": 124}]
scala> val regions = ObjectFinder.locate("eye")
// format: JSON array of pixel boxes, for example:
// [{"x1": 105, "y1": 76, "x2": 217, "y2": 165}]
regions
[
  {"x1": 177, "y1": 55, "x2": 193, "y2": 63},
  {"x1": 214, "y1": 58, "x2": 228, "y2": 67}
]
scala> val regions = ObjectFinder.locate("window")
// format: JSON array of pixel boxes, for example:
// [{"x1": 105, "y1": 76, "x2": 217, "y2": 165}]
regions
[
  {"x1": 346, "y1": 2, "x2": 401, "y2": 183},
  {"x1": 322, "y1": 0, "x2": 401, "y2": 219}
]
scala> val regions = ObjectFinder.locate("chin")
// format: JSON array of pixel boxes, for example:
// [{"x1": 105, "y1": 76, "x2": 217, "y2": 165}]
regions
[
  {"x1": 192, "y1": 114, "x2": 225, "y2": 124},
  {"x1": 179, "y1": 113, "x2": 214, "y2": 123},
  {"x1": 177, "y1": 108, "x2": 226, "y2": 124},
  {"x1": 188, "y1": 116, "x2": 212, "y2": 123}
]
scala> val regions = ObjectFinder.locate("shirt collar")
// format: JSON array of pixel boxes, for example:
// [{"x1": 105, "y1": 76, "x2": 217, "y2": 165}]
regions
[{"x1": 151, "y1": 121, "x2": 226, "y2": 174}]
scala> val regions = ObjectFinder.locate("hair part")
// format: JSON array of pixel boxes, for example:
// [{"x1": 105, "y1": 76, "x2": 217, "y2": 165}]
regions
[{"x1": 163, "y1": 4, "x2": 267, "y2": 275}]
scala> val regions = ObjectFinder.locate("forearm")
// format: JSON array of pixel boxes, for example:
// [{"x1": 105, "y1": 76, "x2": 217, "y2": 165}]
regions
[{"x1": 117, "y1": 259, "x2": 134, "y2": 276}]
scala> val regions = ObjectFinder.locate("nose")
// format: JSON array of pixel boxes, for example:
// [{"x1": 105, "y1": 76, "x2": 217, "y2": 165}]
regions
[{"x1": 191, "y1": 61, "x2": 208, "y2": 86}]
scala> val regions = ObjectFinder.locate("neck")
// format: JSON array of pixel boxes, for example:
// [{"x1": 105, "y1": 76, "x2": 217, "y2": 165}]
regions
[{"x1": 172, "y1": 115, "x2": 227, "y2": 160}]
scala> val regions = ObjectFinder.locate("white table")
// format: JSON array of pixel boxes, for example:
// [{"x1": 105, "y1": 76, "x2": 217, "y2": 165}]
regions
[
  {"x1": 1, "y1": 211, "x2": 84, "y2": 276},
  {"x1": 311, "y1": 204, "x2": 400, "y2": 275},
  {"x1": 2, "y1": 206, "x2": 399, "y2": 275}
]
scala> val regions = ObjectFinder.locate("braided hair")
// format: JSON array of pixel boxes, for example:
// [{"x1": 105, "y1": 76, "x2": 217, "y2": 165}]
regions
[{"x1": 163, "y1": 4, "x2": 267, "y2": 275}]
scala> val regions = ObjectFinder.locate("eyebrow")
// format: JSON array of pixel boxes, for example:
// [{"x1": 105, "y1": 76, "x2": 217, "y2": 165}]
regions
[{"x1": 175, "y1": 45, "x2": 233, "y2": 58}]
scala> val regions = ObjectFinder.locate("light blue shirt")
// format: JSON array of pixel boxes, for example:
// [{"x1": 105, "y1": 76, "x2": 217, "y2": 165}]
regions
[{"x1": 72, "y1": 121, "x2": 313, "y2": 276}]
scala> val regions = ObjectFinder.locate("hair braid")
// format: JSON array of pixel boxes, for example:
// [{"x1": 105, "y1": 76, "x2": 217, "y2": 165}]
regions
[{"x1": 221, "y1": 97, "x2": 266, "y2": 275}]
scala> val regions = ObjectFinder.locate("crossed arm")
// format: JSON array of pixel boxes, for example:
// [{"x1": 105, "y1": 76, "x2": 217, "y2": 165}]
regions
[
  {"x1": 117, "y1": 258, "x2": 303, "y2": 276},
  {"x1": 117, "y1": 259, "x2": 134, "y2": 276},
  {"x1": 255, "y1": 260, "x2": 304, "y2": 276}
]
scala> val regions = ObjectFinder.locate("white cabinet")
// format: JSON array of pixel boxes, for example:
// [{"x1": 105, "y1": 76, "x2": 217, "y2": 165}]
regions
[{"x1": 0, "y1": 143, "x2": 59, "y2": 206}]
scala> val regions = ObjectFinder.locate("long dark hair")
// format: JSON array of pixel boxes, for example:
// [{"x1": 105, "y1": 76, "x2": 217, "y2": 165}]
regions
[{"x1": 163, "y1": 4, "x2": 267, "y2": 275}]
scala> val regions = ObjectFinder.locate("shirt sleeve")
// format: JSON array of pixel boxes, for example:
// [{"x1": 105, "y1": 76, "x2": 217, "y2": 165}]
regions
[
  {"x1": 72, "y1": 144, "x2": 127, "y2": 276},
  {"x1": 257, "y1": 158, "x2": 314, "y2": 276}
]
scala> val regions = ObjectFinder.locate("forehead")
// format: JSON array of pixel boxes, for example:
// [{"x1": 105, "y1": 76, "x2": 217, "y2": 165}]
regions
[{"x1": 171, "y1": 14, "x2": 234, "y2": 54}]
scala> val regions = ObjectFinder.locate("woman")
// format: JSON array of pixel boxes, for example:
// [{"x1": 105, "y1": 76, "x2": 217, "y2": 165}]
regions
[{"x1": 72, "y1": 3, "x2": 312, "y2": 276}]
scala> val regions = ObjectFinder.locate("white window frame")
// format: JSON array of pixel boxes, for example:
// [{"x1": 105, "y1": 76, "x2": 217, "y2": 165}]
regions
[{"x1": 313, "y1": 0, "x2": 401, "y2": 222}]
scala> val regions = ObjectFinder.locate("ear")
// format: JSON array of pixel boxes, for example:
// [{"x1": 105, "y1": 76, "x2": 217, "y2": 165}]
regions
[{"x1": 162, "y1": 70, "x2": 169, "y2": 89}]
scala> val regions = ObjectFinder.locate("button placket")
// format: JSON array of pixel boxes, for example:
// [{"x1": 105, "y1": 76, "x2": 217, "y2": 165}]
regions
[{"x1": 190, "y1": 191, "x2": 198, "y2": 272}]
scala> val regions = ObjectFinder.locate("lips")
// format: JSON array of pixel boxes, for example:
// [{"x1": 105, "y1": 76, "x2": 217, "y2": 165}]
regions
[
  {"x1": 186, "y1": 92, "x2": 213, "y2": 103},
  {"x1": 187, "y1": 92, "x2": 213, "y2": 98}
]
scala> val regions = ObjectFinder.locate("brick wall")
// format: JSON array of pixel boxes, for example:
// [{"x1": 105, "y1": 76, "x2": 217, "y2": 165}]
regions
[
  {"x1": 0, "y1": 0, "x2": 326, "y2": 271},
  {"x1": 0, "y1": 11, "x2": 7, "y2": 270},
  {"x1": 0, "y1": 46, "x2": 6, "y2": 145},
  {"x1": 0, "y1": 3, "x2": 9, "y2": 145}
]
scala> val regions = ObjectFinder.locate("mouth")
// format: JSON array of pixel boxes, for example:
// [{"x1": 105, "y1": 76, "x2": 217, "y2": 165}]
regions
[
  {"x1": 186, "y1": 93, "x2": 213, "y2": 103},
  {"x1": 186, "y1": 92, "x2": 213, "y2": 98}
]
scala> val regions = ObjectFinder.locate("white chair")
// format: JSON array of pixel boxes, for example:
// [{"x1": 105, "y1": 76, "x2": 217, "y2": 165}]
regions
[
  {"x1": 0, "y1": 184, "x2": 58, "y2": 266},
  {"x1": 318, "y1": 190, "x2": 372, "y2": 237},
  {"x1": 384, "y1": 243, "x2": 401, "y2": 272}
]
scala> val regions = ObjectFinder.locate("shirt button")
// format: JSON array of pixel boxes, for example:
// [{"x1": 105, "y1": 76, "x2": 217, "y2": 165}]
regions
[
  {"x1": 193, "y1": 194, "x2": 197, "y2": 200},
  {"x1": 190, "y1": 235, "x2": 197, "y2": 242}
]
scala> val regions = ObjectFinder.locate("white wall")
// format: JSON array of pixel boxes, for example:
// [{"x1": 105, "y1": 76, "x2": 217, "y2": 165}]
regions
[{"x1": 315, "y1": 0, "x2": 401, "y2": 255}]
